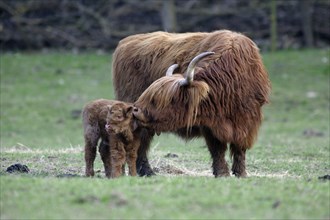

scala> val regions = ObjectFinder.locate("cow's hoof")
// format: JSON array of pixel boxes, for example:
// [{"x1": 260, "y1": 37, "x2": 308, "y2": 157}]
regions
[
  {"x1": 214, "y1": 172, "x2": 230, "y2": 178},
  {"x1": 233, "y1": 171, "x2": 247, "y2": 178},
  {"x1": 138, "y1": 166, "x2": 156, "y2": 177}
]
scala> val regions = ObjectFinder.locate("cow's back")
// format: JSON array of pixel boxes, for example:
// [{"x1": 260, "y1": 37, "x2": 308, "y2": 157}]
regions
[{"x1": 112, "y1": 31, "x2": 207, "y2": 102}]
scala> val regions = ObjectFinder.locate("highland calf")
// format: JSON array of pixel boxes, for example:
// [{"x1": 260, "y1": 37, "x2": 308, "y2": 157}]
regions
[
  {"x1": 82, "y1": 99, "x2": 140, "y2": 178},
  {"x1": 112, "y1": 30, "x2": 271, "y2": 177}
]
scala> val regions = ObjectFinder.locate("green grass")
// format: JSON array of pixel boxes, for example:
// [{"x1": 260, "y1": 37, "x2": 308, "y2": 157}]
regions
[
  {"x1": 1, "y1": 175, "x2": 328, "y2": 219},
  {"x1": 0, "y1": 49, "x2": 329, "y2": 219},
  {"x1": 1, "y1": 52, "x2": 113, "y2": 148}
]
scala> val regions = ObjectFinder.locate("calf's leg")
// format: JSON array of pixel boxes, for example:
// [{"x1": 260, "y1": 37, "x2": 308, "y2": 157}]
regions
[
  {"x1": 126, "y1": 145, "x2": 139, "y2": 176},
  {"x1": 84, "y1": 130, "x2": 99, "y2": 177},
  {"x1": 99, "y1": 139, "x2": 111, "y2": 178},
  {"x1": 110, "y1": 142, "x2": 126, "y2": 178}
]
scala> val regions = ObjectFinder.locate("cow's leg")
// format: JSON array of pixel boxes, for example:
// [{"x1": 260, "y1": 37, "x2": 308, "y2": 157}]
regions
[
  {"x1": 99, "y1": 139, "x2": 111, "y2": 178},
  {"x1": 230, "y1": 144, "x2": 247, "y2": 177},
  {"x1": 202, "y1": 127, "x2": 230, "y2": 177},
  {"x1": 136, "y1": 129, "x2": 155, "y2": 176}
]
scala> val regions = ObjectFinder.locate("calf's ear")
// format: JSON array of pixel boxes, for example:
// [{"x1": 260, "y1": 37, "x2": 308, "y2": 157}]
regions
[
  {"x1": 106, "y1": 105, "x2": 112, "y2": 112},
  {"x1": 126, "y1": 106, "x2": 133, "y2": 115}
]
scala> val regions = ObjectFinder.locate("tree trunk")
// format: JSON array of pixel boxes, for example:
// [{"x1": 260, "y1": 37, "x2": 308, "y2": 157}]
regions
[
  {"x1": 161, "y1": 0, "x2": 177, "y2": 32},
  {"x1": 270, "y1": 0, "x2": 277, "y2": 52},
  {"x1": 300, "y1": 0, "x2": 314, "y2": 47}
]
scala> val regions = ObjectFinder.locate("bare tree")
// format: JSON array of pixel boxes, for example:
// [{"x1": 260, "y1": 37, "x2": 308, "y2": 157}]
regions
[{"x1": 0, "y1": 0, "x2": 328, "y2": 50}]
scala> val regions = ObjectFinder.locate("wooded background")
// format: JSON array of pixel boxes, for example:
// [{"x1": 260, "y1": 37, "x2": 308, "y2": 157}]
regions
[{"x1": 0, "y1": 0, "x2": 329, "y2": 51}]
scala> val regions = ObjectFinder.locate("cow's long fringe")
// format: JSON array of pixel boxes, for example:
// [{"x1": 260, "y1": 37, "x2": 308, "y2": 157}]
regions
[{"x1": 137, "y1": 74, "x2": 210, "y2": 130}]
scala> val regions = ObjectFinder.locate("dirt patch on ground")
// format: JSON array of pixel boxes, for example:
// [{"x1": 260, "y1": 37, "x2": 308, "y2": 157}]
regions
[{"x1": 0, "y1": 147, "x2": 314, "y2": 179}]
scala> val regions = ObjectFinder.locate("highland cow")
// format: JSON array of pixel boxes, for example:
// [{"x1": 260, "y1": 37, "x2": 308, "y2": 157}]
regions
[
  {"x1": 82, "y1": 99, "x2": 140, "y2": 178},
  {"x1": 112, "y1": 30, "x2": 271, "y2": 177}
]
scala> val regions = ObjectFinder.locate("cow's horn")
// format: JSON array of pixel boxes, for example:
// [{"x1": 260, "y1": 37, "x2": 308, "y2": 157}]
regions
[
  {"x1": 182, "y1": 52, "x2": 215, "y2": 86},
  {"x1": 166, "y1": 64, "x2": 179, "y2": 76}
]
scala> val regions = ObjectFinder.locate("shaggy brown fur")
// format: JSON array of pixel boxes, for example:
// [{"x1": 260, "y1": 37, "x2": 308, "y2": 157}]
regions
[
  {"x1": 112, "y1": 30, "x2": 271, "y2": 177},
  {"x1": 106, "y1": 103, "x2": 141, "y2": 178},
  {"x1": 82, "y1": 99, "x2": 140, "y2": 178}
]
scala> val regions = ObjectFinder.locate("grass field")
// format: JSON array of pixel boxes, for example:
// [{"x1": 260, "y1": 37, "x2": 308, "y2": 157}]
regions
[{"x1": 0, "y1": 49, "x2": 329, "y2": 219}]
